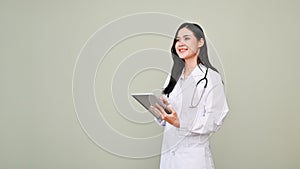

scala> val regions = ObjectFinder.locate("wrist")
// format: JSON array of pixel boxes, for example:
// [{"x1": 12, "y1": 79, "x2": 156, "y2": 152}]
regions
[{"x1": 174, "y1": 121, "x2": 180, "y2": 128}]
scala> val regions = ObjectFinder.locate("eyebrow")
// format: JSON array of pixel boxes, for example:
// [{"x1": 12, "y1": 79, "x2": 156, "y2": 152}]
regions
[{"x1": 176, "y1": 34, "x2": 192, "y2": 39}]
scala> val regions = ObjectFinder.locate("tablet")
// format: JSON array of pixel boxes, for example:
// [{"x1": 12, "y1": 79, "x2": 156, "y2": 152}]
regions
[{"x1": 131, "y1": 93, "x2": 171, "y2": 119}]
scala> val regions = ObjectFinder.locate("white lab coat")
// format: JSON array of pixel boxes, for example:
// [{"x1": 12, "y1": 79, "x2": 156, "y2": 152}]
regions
[{"x1": 157, "y1": 64, "x2": 229, "y2": 169}]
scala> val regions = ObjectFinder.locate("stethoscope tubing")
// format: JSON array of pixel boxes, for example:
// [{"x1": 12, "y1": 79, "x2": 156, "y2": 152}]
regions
[{"x1": 190, "y1": 66, "x2": 208, "y2": 108}]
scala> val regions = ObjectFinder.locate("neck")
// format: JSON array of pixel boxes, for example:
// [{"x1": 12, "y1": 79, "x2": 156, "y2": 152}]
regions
[{"x1": 184, "y1": 57, "x2": 198, "y2": 78}]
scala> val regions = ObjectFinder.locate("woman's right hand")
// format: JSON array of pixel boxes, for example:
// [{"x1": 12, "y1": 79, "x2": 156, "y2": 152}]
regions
[{"x1": 151, "y1": 99, "x2": 180, "y2": 128}]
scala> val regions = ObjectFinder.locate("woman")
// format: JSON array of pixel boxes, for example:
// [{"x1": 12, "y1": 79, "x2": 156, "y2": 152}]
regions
[{"x1": 151, "y1": 23, "x2": 229, "y2": 169}]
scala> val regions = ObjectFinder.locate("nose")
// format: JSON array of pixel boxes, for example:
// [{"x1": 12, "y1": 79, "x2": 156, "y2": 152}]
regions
[{"x1": 176, "y1": 40, "x2": 185, "y2": 46}]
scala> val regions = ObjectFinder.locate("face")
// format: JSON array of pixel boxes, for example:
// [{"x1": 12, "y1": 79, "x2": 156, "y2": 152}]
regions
[{"x1": 175, "y1": 27, "x2": 204, "y2": 61}]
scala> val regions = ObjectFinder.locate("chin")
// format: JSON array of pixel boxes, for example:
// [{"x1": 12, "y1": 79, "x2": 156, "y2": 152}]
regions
[
  {"x1": 178, "y1": 53, "x2": 186, "y2": 58},
  {"x1": 178, "y1": 54, "x2": 190, "y2": 60}
]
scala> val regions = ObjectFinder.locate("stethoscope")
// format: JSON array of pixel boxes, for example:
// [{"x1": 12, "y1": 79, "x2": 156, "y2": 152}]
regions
[{"x1": 189, "y1": 65, "x2": 209, "y2": 108}]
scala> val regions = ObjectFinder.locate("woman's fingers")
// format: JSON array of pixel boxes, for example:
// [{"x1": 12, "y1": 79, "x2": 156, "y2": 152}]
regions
[
  {"x1": 155, "y1": 103, "x2": 165, "y2": 113},
  {"x1": 167, "y1": 105, "x2": 175, "y2": 114},
  {"x1": 151, "y1": 103, "x2": 180, "y2": 128},
  {"x1": 160, "y1": 96, "x2": 169, "y2": 106},
  {"x1": 150, "y1": 105, "x2": 164, "y2": 119},
  {"x1": 150, "y1": 103, "x2": 168, "y2": 119}
]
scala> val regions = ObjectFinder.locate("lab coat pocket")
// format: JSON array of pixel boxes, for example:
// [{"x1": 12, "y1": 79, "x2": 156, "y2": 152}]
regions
[
  {"x1": 195, "y1": 104, "x2": 206, "y2": 116},
  {"x1": 175, "y1": 147, "x2": 206, "y2": 169},
  {"x1": 189, "y1": 106, "x2": 206, "y2": 132}
]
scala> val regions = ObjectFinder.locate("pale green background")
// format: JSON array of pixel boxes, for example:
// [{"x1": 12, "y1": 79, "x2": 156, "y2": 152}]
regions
[{"x1": 1, "y1": 0, "x2": 300, "y2": 168}]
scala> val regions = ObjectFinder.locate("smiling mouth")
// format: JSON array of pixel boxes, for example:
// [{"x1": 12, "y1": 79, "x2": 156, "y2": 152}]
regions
[{"x1": 178, "y1": 48, "x2": 188, "y2": 53}]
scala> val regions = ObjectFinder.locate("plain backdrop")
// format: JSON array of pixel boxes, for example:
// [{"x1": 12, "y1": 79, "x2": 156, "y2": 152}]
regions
[{"x1": 1, "y1": 0, "x2": 300, "y2": 168}]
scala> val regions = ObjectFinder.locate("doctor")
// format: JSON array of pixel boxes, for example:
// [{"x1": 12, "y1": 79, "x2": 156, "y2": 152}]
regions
[{"x1": 151, "y1": 23, "x2": 229, "y2": 169}]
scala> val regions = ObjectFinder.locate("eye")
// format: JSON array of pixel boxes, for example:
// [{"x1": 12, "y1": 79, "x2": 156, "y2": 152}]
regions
[{"x1": 184, "y1": 37, "x2": 191, "y2": 41}]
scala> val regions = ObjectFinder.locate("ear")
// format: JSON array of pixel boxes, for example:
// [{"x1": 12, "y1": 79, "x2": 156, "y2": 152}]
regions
[{"x1": 198, "y1": 38, "x2": 204, "y2": 48}]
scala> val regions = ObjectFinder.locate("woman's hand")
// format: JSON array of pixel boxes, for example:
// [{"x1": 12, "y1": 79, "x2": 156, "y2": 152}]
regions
[{"x1": 151, "y1": 97, "x2": 180, "y2": 128}]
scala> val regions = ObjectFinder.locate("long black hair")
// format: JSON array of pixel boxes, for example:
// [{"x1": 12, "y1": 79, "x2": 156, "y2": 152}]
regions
[{"x1": 162, "y1": 23, "x2": 218, "y2": 96}]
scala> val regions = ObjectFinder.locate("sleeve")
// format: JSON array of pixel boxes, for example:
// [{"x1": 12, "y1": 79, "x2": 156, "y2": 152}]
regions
[
  {"x1": 154, "y1": 117, "x2": 166, "y2": 126},
  {"x1": 190, "y1": 82, "x2": 229, "y2": 134}
]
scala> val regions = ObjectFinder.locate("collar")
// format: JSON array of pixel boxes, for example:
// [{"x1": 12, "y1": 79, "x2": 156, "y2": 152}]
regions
[{"x1": 179, "y1": 63, "x2": 207, "y2": 80}]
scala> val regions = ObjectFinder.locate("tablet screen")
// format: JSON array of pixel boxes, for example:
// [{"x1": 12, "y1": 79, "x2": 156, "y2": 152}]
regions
[{"x1": 131, "y1": 93, "x2": 167, "y2": 120}]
